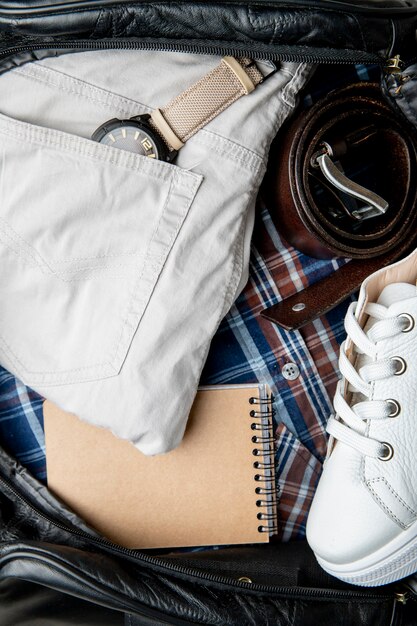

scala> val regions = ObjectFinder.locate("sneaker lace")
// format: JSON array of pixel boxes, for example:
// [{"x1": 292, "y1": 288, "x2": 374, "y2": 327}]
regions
[{"x1": 327, "y1": 300, "x2": 409, "y2": 459}]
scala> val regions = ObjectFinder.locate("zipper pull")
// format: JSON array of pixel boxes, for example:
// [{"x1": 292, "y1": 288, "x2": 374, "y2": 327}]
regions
[
  {"x1": 385, "y1": 54, "x2": 404, "y2": 75},
  {"x1": 394, "y1": 590, "x2": 409, "y2": 605},
  {"x1": 384, "y1": 54, "x2": 411, "y2": 95}
]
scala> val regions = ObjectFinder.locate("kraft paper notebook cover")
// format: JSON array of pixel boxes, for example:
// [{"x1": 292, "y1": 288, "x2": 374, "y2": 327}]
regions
[{"x1": 44, "y1": 384, "x2": 277, "y2": 549}]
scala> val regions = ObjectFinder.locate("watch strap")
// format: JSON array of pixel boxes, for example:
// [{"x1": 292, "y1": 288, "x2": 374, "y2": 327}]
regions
[{"x1": 149, "y1": 57, "x2": 264, "y2": 151}]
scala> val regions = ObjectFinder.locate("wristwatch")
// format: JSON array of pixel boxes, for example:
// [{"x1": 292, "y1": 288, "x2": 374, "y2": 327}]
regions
[{"x1": 91, "y1": 57, "x2": 266, "y2": 162}]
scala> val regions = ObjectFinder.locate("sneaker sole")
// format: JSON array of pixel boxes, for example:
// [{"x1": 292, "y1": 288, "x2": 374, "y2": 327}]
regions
[{"x1": 315, "y1": 520, "x2": 417, "y2": 586}]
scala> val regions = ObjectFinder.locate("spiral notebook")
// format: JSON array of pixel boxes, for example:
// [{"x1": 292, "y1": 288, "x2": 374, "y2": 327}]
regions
[{"x1": 43, "y1": 384, "x2": 277, "y2": 549}]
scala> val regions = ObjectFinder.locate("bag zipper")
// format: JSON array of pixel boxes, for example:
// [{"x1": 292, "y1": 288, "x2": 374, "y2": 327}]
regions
[
  {"x1": 0, "y1": 39, "x2": 385, "y2": 67},
  {"x1": 0, "y1": 474, "x2": 393, "y2": 602},
  {"x1": 0, "y1": 549, "x2": 399, "y2": 626},
  {"x1": 1, "y1": 0, "x2": 414, "y2": 66}
]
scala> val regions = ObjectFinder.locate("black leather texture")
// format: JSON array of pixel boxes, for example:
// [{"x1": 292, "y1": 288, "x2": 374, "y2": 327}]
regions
[
  {"x1": 0, "y1": 2, "x2": 416, "y2": 624},
  {"x1": 0, "y1": 442, "x2": 415, "y2": 625},
  {"x1": 1, "y1": 1, "x2": 417, "y2": 13},
  {"x1": 0, "y1": 0, "x2": 417, "y2": 76}
]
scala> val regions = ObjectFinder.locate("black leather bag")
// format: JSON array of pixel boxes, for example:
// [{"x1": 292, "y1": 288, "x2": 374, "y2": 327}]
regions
[{"x1": 1, "y1": 3, "x2": 417, "y2": 624}]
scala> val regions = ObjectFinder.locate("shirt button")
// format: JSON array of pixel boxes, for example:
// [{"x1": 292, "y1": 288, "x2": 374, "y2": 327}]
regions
[{"x1": 282, "y1": 362, "x2": 300, "y2": 381}]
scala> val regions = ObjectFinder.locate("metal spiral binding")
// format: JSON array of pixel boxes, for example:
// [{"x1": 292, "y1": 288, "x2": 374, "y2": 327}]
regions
[
  {"x1": 257, "y1": 512, "x2": 276, "y2": 520},
  {"x1": 249, "y1": 393, "x2": 278, "y2": 536},
  {"x1": 258, "y1": 511, "x2": 278, "y2": 533},
  {"x1": 255, "y1": 486, "x2": 275, "y2": 495},
  {"x1": 252, "y1": 447, "x2": 274, "y2": 457},
  {"x1": 256, "y1": 499, "x2": 271, "y2": 507},
  {"x1": 254, "y1": 474, "x2": 273, "y2": 483},
  {"x1": 249, "y1": 394, "x2": 274, "y2": 405},
  {"x1": 251, "y1": 434, "x2": 275, "y2": 444},
  {"x1": 253, "y1": 460, "x2": 275, "y2": 470},
  {"x1": 249, "y1": 408, "x2": 275, "y2": 418}
]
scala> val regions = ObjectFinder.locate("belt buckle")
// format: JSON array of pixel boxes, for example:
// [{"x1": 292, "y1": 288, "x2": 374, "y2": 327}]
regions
[
  {"x1": 260, "y1": 81, "x2": 417, "y2": 329},
  {"x1": 310, "y1": 136, "x2": 389, "y2": 222}
]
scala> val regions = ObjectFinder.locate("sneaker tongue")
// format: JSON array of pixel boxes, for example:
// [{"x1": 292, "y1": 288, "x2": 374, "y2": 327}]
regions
[{"x1": 376, "y1": 282, "x2": 417, "y2": 307}]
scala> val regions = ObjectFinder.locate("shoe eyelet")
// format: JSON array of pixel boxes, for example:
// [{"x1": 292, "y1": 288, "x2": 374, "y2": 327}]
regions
[
  {"x1": 378, "y1": 442, "x2": 394, "y2": 461},
  {"x1": 386, "y1": 399, "x2": 401, "y2": 418},
  {"x1": 398, "y1": 313, "x2": 415, "y2": 333},
  {"x1": 391, "y1": 356, "x2": 407, "y2": 375}
]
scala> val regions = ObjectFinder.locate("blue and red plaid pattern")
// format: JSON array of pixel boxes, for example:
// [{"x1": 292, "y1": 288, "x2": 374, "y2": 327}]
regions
[
  {"x1": 0, "y1": 62, "x2": 381, "y2": 542},
  {"x1": 0, "y1": 367, "x2": 45, "y2": 481},
  {"x1": 201, "y1": 204, "x2": 353, "y2": 540}
]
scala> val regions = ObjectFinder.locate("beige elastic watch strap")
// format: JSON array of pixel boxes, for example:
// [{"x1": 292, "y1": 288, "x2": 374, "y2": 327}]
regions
[{"x1": 149, "y1": 57, "x2": 264, "y2": 151}]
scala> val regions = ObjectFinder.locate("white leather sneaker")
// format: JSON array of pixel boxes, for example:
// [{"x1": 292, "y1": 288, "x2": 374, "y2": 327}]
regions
[{"x1": 306, "y1": 248, "x2": 417, "y2": 586}]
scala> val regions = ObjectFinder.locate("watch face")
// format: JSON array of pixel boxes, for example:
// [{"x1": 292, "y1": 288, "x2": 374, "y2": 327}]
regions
[{"x1": 92, "y1": 119, "x2": 165, "y2": 160}]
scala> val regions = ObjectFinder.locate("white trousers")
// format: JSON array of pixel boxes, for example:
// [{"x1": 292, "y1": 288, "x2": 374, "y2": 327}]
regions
[{"x1": 0, "y1": 50, "x2": 311, "y2": 454}]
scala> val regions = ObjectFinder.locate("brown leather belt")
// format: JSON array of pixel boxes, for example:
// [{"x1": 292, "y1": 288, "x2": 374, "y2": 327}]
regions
[{"x1": 261, "y1": 82, "x2": 417, "y2": 330}]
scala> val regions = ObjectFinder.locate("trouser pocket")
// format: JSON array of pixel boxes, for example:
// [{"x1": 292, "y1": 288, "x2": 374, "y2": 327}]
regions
[{"x1": 0, "y1": 112, "x2": 202, "y2": 386}]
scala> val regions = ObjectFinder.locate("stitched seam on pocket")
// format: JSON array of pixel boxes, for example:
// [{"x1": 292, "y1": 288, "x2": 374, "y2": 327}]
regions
[
  {"x1": 0, "y1": 170, "x2": 202, "y2": 386},
  {"x1": 0, "y1": 116, "x2": 201, "y2": 278},
  {"x1": 0, "y1": 219, "x2": 143, "y2": 282},
  {"x1": 0, "y1": 127, "x2": 168, "y2": 180},
  {"x1": 0, "y1": 112, "x2": 203, "y2": 384},
  {"x1": 190, "y1": 204, "x2": 250, "y2": 406},
  {"x1": 195, "y1": 130, "x2": 264, "y2": 174},
  {"x1": 0, "y1": 219, "x2": 54, "y2": 275},
  {"x1": 109, "y1": 169, "x2": 203, "y2": 371},
  {"x1": 9, "y1": 64, "x2": 263, "y2": 177},
  {"x1": 0, "y1": 331, "x2": 117, "y2": 380},
  {"x1": 0, "y1": 116, "x2": 201, "y2": 188},
  {"x1": 14, "y1": 63, "x2": 151, "y2": 118},
  {"x1": 52, "y1": 251, "x2": 144, "y2": 264}
]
